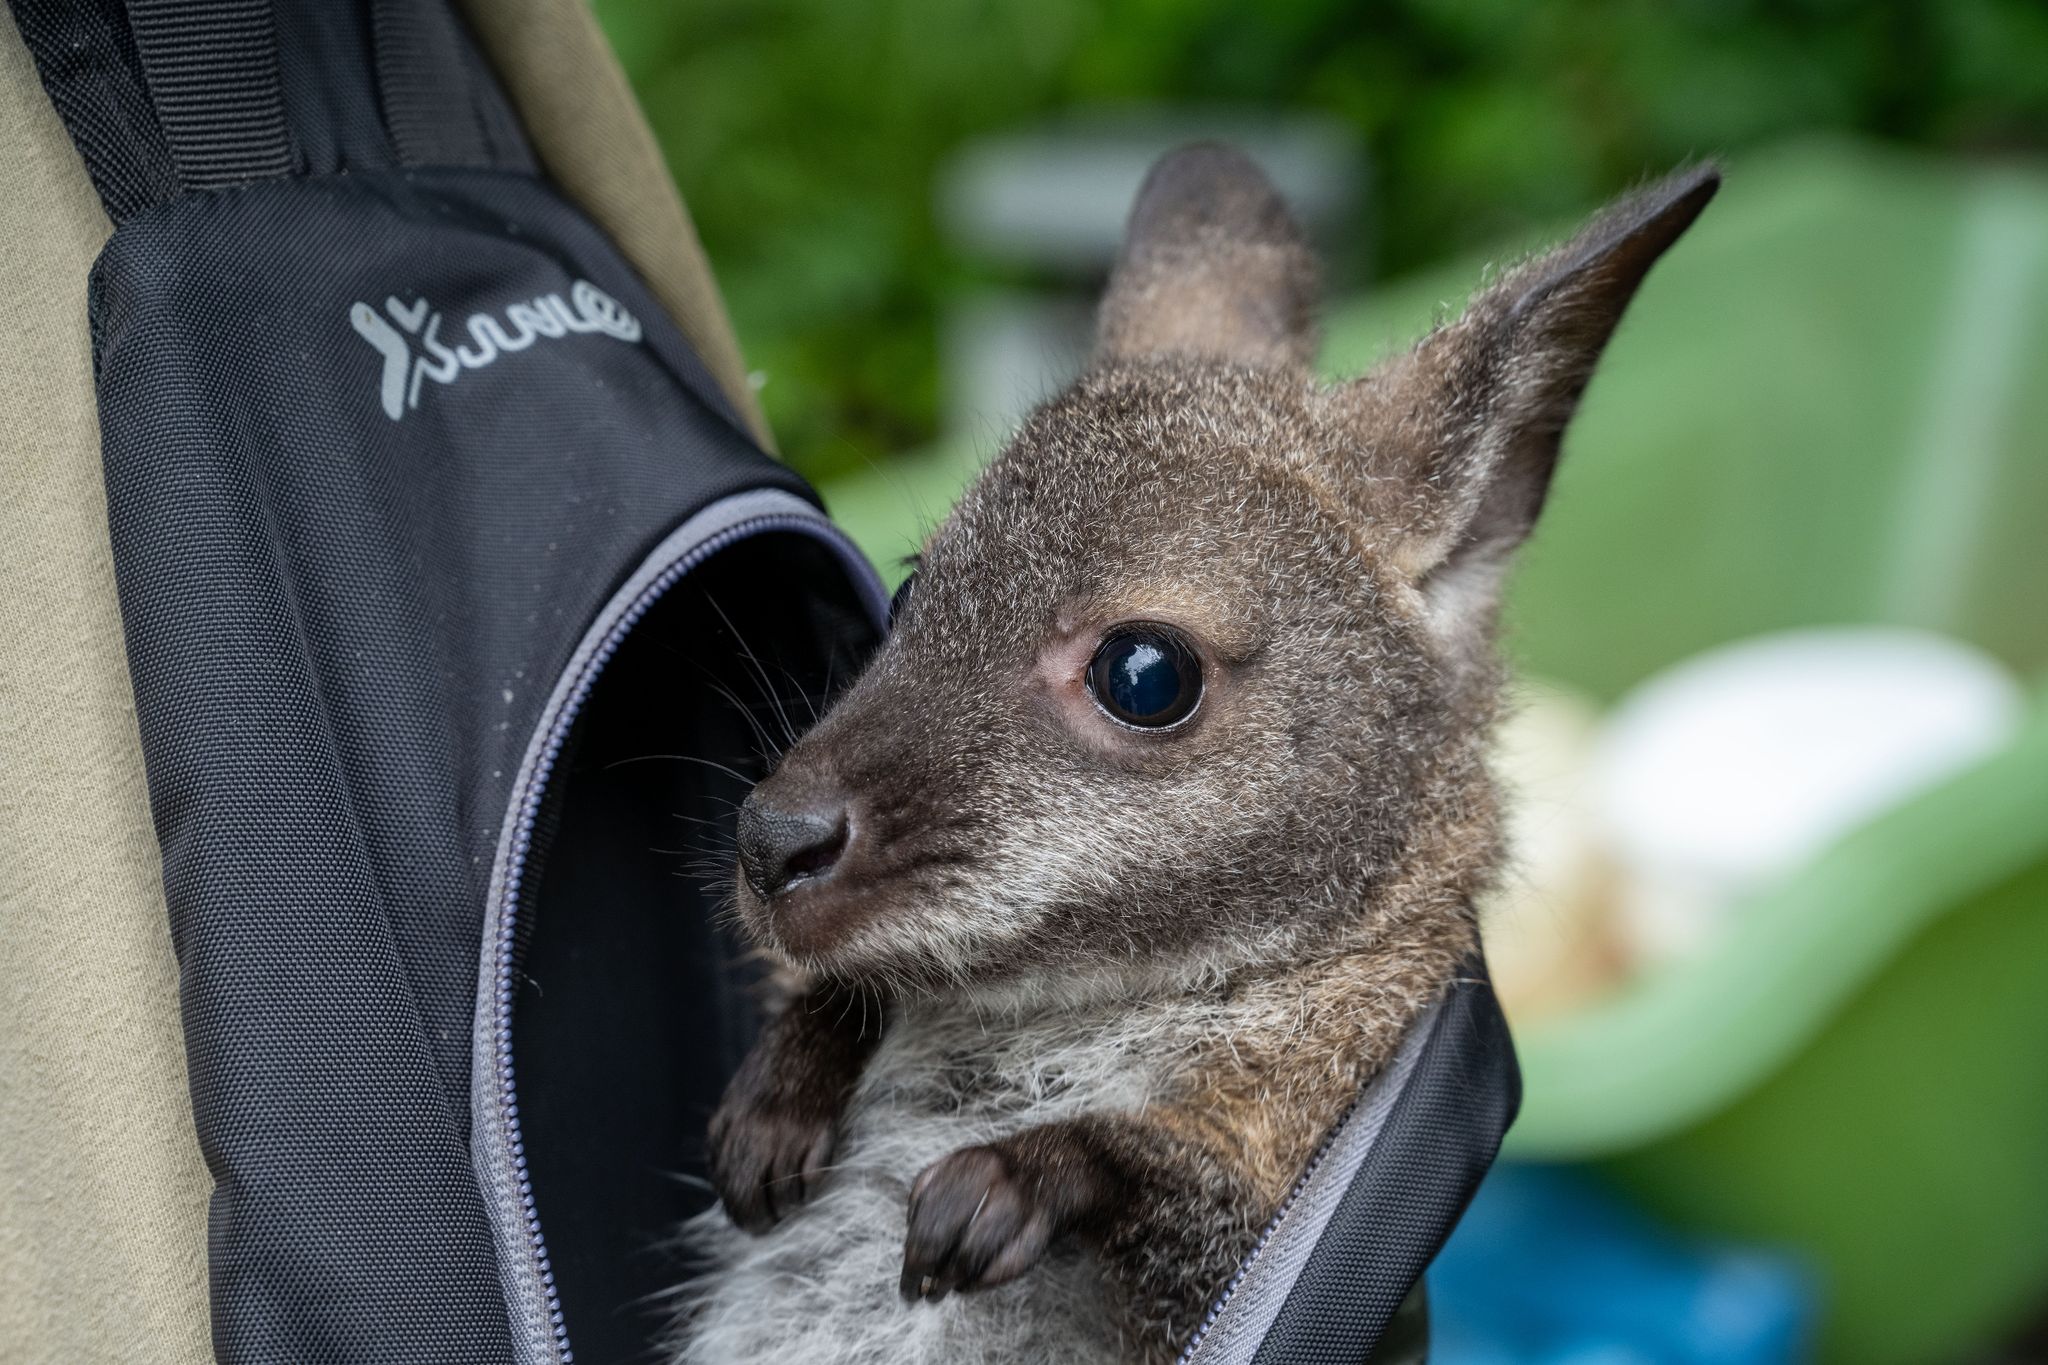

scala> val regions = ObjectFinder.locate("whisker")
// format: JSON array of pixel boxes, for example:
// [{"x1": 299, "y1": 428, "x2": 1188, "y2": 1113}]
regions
[
  {"x1": 706, "y1": 593, "x2": 801, "y2": 748},
  {"x1": 701, "y1": 673, "x2": 780, "y2": 761},
  {"x1": 669, "y1": 811, "x2": 739, "y2": 832},
  {"x1": 605, "y1": 753, "x2": 754, "y2": 784}
]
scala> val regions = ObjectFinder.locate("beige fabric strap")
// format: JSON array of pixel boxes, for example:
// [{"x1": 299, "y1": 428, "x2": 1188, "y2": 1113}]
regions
[
  {"x1": 0, "y1": 18, "x2": 214, "y2": 1365},
  {"x1": 457, "y1": 0, "x2": 775, "y2": 450}
]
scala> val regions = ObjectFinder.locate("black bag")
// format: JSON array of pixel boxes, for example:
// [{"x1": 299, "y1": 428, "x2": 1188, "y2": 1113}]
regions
[{"x1": 7, "y1": 3, "x2": 1516, "y2": 1361}]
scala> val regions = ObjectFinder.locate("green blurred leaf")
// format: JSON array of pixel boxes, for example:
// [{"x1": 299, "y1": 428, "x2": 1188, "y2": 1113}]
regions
[{"x1": 594, "y1": 0, "x2": 2048, "y2": 482}]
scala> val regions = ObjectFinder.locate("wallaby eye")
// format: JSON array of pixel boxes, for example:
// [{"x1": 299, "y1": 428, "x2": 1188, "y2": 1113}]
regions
[{"x1": 1086, "y1": 626, "x2": 1203, "y2": 730}]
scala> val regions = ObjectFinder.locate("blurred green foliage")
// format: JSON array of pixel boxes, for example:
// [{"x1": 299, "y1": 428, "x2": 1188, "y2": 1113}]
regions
[{"x1": 595, "y1": 0, "x2": 2048, "y2": 482}]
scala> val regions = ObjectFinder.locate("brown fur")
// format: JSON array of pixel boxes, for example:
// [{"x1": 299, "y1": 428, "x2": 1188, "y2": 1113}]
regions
[{"x1": 700, "y1": 143, "x2": 1718, "y2": 1359}]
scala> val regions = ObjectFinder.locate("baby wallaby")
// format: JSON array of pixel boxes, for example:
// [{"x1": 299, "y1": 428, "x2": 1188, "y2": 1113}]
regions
[{"x1": 671, "y1": 145, "x2": 1717, "y2": 1364}]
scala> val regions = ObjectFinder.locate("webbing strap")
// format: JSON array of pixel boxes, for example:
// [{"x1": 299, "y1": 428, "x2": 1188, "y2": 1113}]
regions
[
  {"x1": 6, "y1": 0, "x2": 178, "y2": 221},
  {"x1": 122, "y1": 0, "x2": 295, "y2": 190},
  {"x1": 8, "y1": 0, "x2": 529, "y2": 222}
]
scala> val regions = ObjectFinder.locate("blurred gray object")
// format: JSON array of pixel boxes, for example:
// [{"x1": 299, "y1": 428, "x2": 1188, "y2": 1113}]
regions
[
  {"x1": 935, "y1": 112, "x2": 1365, "y2": 437},
  {"x1": 939, "y1": 113, "x2": 1363, "y2": 271}
]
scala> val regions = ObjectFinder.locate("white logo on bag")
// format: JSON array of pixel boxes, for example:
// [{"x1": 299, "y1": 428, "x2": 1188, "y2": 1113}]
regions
[{"x1": 349, "y1": 281, "x2": 643, "y2": 420}]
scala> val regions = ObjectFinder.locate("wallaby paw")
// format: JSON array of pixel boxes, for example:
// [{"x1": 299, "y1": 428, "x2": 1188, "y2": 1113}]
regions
[
  {"x1": 900, "y1": 1144, "x2": 1056, "y2": 1303},
  {"x1": 707, "y1": 1083, "x2": 840, "y2": 1234}
]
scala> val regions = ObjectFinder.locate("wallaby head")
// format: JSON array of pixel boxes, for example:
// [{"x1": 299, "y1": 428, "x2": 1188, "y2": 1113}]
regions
[{"x1": 734, "y1": 144, "x2": 1717, "y2": 998}]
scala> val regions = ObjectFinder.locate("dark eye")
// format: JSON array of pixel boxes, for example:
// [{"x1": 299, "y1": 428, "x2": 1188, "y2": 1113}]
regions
[{"x1": 1086, "y1": 626, "x2": 1203, "y2": 729}]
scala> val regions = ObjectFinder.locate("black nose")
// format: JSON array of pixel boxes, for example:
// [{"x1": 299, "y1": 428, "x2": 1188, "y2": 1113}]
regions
[{"x1": 736, "y1": 793, "x2": 850, "y2": 900}]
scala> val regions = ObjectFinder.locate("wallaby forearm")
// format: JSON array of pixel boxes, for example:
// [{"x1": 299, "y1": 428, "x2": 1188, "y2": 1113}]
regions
[{"x1": 708, "y1": 974, "x2": 885, "y2": 1231}]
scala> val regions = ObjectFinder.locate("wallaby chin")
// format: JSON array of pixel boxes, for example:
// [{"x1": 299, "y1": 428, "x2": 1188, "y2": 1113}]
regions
[{"x1": 672, "y1": 147, "x2": 1719, "y2": 1364}]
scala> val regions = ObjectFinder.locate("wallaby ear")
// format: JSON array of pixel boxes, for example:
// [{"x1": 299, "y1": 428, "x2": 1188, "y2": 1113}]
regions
[
  {"x1": 1365, "y1": 164, "x2": 1720, "y2": 611},
  {"x1": 1095, "y1": 143, "x2": 1321, "y2": 370}
]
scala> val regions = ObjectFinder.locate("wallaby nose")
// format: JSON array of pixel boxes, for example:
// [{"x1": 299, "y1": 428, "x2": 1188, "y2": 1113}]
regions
[{"x1": 736, "y1": 791, "x2": 850, "y2": 900}]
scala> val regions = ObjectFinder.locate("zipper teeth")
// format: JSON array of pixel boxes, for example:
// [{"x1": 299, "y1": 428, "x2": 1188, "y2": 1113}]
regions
[
  {"x1": 489, "y1": 511, "x2": 844, "y2": 1363},
  {"x1": 1173, "y1": 1091, "x2": 1359, "y2": 1365}
]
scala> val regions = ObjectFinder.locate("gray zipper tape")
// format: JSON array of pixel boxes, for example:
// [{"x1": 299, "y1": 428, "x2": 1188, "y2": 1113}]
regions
[
  {"x1": 469, "y1": 488, "x2": 885, "y2": 1364},
  {"x1": 1179, "y1": 999, "x2": 1443, "y2": 1365}
]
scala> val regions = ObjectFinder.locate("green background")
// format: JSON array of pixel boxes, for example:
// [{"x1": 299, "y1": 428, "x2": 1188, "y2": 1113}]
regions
[{"x1": 596, "y1": 0, "x2": 2048, "y2": 486}]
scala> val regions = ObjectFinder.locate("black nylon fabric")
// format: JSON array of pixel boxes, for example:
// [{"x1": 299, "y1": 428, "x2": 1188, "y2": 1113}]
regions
[
  {"x1": 1252, "y1": 966, "x2": 1520, "y2": 1364},
  {"x1": 370, "y1": 0, "x2": 498, "y2": 170},
  {"x1": 269, "y1": 0, "x2": 401, "y2": 178},
  {"x1": 89, "y1": 167, "x2": 821, "y2": 1362},
  {"x1": 7, "y1": 0, "x2": 179, "y2": 221}
]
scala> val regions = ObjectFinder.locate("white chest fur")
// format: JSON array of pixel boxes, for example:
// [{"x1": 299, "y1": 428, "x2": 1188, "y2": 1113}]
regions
[{"x1": 668, "y1": 998, "x2": 1187, "y2": 1364}]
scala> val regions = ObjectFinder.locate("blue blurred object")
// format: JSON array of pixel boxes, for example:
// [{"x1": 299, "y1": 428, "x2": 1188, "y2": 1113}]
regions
[{"x1": 1428, "y1": 1164, "x2": 1814, "y2": 1365}]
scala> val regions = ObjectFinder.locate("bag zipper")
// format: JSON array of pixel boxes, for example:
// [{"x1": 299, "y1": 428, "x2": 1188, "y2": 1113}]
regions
[
  {"x1": 1174, "y1": 1094, "x2": 1356, "y2": 1364},
  {"x1": 473, "y1": 491, "x2": 885, "y2": 1364},
  {"x1": 1175, "y1": 994, "x2": 1445, "y2": 1364}
]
